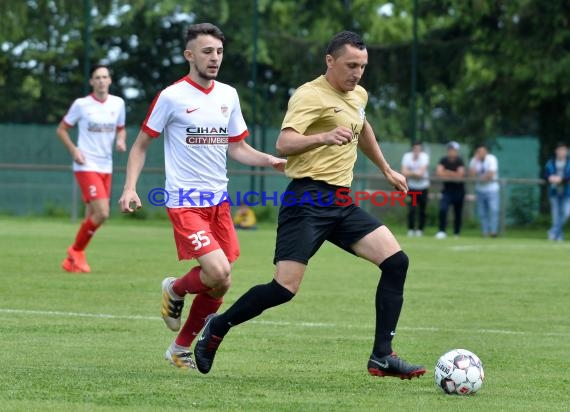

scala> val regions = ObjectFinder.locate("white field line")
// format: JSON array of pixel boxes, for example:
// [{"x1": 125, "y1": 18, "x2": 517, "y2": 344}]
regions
[{"x1": 1, "y1": 308, "x2": 568, "y2": 337}]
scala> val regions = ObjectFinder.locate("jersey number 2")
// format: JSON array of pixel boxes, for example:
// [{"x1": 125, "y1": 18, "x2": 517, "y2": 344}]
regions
[{"x1": 188, "y1": 230, "x2": 211, "y2": 251}]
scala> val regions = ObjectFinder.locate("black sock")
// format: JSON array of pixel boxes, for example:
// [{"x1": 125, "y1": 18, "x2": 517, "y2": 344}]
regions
[
  {"x1": 211, "y1": 279, "x2": 295, "y2": 337},
  {"x1": 372, "y1": 250, "x2": 409, "y2": 358}
]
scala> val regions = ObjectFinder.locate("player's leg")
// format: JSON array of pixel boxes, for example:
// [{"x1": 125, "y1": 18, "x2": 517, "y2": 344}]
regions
[
  {"x1": 162, "y1": 206, "x2": 235, "y2": 369},
  {"x1": 330, "y1": 206, "x2": 425, "y2": 379},
  {"x1": 194, "y1": 186, "x2": 333, "y2": 374},
  {"x1": 548, "y1": 195, "x2": 559, "y2": 240},
  {"x1": 62, "y1": 172, "x2": 110, "y2": 273},
  {"x1": 354, "y1": 228, "x2": 425, "y2": 378}
]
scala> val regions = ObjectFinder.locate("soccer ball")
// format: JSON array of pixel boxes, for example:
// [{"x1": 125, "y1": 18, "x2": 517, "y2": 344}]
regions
[{"x1": 434, "y1": 349, "x2": 484, "y2": 395}]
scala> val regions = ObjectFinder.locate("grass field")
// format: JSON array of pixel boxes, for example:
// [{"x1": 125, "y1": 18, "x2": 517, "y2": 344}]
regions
[{"x1": 1, "y1": 216, "x2": 569, "y2": 411}]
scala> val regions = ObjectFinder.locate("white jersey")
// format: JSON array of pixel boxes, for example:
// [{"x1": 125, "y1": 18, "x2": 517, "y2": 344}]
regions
[
  {"x1": 469, "y1": 154, "x2": 499, "y2": 192},
  {"x1": 63, "y1": 94, "x2": 126, "y2": 173},
  {"x1": 142, "y1": 77, "x2": 248, "y2": 208},
  {"x1": 401, "y1": 152, "x2": 430, "y2": 190}
]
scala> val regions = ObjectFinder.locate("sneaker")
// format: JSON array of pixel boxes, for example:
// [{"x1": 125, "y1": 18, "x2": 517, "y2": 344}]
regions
[
  {"x1": 161, "y1": 277, "x2": 184, "y2": 332},
  {"x1": 368, "y1": 352, "x2": 426, "y2": 379},
  {"x1": 407, "y1": 230, "x2": 415, "y2": 237},
  {"x1": 165, "y1": 347, "x2": 196, "y2": 369},
  {"x1": 61, "y1": 257, "x2": 82, "y2": 273},
  {"x1": 194, "y1": 314, "x2": 224, "y2": 374},
  {"x1": 415, "y1": 230, "x2": 423, "y2": 237},
  {"x1": 435, "y1": 231, "x2": 447, "y2": 239},
  {"x1": 66, "y1": 246, "x2": 91, "y2": 273}
]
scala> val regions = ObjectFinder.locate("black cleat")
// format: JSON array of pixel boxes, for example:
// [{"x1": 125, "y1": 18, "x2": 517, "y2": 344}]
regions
[
  {"x1": 194, "y1": 314, "x2": 224, "y2": 374},
  {"x1": 368, "y1": 352, "x2": 426, "y2": 379}
]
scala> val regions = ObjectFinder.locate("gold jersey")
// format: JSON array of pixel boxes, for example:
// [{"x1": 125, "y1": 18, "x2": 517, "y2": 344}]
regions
[{"x1": 281, "y1": 75, "x2": 367, "y2": 187}]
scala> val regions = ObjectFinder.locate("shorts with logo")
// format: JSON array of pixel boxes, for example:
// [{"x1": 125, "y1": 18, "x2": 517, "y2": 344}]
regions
[
  {"x1": 74, "y1": 171, "x2": 112, "y2": 203},
  {"x1": 167, "y1": 201, "x2": 240, "y2": 262},
  {"x1": 274, "y1": 178, "x2": 383, "y2": 265}
]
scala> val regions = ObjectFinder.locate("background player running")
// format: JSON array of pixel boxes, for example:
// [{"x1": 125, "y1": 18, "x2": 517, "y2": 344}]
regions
[
  {"x1": 195, "y1": 31, "x2": 426, "y2": 379},
  {"x1": 57, "y1": 65, "x2": 127, "y2": 273},
  {"x1": 118, "y1": 23, "x2": 285, "y2": 369}
]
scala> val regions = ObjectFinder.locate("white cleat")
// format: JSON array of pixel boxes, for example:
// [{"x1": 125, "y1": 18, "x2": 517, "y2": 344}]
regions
[
  {"x1": 161, "y1": 277, "x2": 184, "y2": 331},
  {"x1": 165, "y1": 347, "x2": 196, "y2": 369},
  {"x1": 435, "y1": 231, "x2": 447, "y2": 239}
]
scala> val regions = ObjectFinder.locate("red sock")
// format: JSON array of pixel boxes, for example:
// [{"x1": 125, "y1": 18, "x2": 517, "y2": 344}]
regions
[
  {"x1": 172, "y1": 266, "x2": 210, "y2": 296},
  {"x1": 72, "y1": 218, "x2": 100, "y2": 251},
  {"x1": 175, "y1": 293, "x2": 223, "y2": 347}
]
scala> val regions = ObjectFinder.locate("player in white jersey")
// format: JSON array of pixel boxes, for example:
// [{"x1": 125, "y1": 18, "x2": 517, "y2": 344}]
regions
[
  {"x1": 56, "y1": 65, "x2": 127, "y2": 273},
  {"x1": 118, "y1": 23, "x2": 286, "y2": 370}
]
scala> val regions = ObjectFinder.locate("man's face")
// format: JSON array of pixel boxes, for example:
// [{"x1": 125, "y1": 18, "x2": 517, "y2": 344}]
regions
[
  {"x1": 326, "y1": 45, "x2": 368, "y2": 92},
  {"x1": 447, "y1": 148, "x2": 458, "y2": 159},
  {"x1": 475, "y1": 146, "x2": 488, "y2": 160},
  {"x1": 412, "y1": 144, "x2": 422, "y2": 155},
  {"x1": 89, "y1": 67, "x2": 111, "y2": 94},
  {"x1": 185, "y1": 35, "x2": 223, "y2": 81},
  {"x1": 555, "y1": 145, "x2": 568, "y2": 159}
]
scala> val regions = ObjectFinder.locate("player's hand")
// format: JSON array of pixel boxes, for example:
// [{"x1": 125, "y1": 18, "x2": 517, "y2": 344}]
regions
[
  {"x1": 115, "y1": 140, "x2": 127, "y2": 152},
  {"x1": 384, "y1": 168, "x2": 408, "y2": 193},
  {"x1": 118, "y1": 189, "x2": 142, "y2": 213},
  {"x1": 72, "y1": 147, "x2": 86, "y2": 165},
  {"x1": 322, "y1": 126, "x2": 353, "y2": 146},
  {"x1": 268, "y1": 156, "x2": 287, "y2": 172}
]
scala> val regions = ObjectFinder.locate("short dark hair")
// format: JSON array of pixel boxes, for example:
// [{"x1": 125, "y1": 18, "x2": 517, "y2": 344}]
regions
[
  {"x1": 90, "y1": 64, "x2": 110, "y2": 77},
  {"x1": 326, "y1": 31, "x2": 365, "y2": 57},
  {"x1": 474, "y1": 143, "x2": 488, "y2": 151},
  {"x1": 186, "y1": 23, "x2": 225, "y2": 44},
  {"x1": 411, "y1": 141, "x2": 422, "y2": 147},
  {"x1": 555, "y1": 141, "x2": 568, "y2": 149}
]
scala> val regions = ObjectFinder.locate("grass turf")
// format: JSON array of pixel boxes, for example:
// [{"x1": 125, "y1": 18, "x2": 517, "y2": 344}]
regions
[{"x1": 0, "y1": 216, "x2": 569, "y2": 411}]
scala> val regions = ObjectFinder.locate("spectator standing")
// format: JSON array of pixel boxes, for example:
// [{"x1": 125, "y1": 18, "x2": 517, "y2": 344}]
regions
[
  {"x1": 401, "y1": 141, "x2": 430, "y2": 237},
  {"x1": 435, "y1": 141, "x2": 465, "y2": 239},
  {"x1": 544, "y1": 142, "x2": 570, "y2": 241},
  {"x1": 469, "y1": 144, "x2": 500, "y2": 237}
]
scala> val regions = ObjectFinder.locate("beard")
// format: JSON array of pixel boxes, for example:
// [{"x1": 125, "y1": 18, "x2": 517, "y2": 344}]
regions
[{"x1": 196, "y1": 67, "x2": 218, "y2": 81}]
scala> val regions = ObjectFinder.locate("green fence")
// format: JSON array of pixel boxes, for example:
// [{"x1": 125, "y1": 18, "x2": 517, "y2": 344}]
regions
[{"x1": 0, "y1": 124, "x2": 542, "y2": 228}]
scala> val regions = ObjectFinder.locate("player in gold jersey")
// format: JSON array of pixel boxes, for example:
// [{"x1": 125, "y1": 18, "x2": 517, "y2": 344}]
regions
[{"x1": 195, "y1": 31, "x2": 426, "y2": 379}]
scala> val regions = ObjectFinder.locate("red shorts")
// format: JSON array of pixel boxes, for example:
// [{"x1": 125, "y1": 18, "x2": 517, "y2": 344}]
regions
[
  {"x1": 74, "y1": 171, "x2": 112, "y2": 203},
  {"x1": 167, "y1": 202, "x2": 240, "y2": 262}
]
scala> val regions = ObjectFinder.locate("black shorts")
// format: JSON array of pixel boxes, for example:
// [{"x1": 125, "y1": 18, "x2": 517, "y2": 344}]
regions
[{"x1": 274, "y1": 178, "x2": 383, "y2": 264}]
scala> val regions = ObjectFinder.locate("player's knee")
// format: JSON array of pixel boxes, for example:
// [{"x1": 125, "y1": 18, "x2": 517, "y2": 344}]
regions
[
  {"x1": 203, "y1": 261, "x2": 232, "y2": 286},
  {"x1": 92, "y1": 209, "x2": 110, "y2": 223}
]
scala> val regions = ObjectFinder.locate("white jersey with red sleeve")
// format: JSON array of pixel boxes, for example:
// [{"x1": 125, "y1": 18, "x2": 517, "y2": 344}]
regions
[
  {"x1": 62, "y1": 93, "x2": 126, "y2": 173},
  {"x1": 142, "y1": 77, "x2": 249, "y2": 208}
]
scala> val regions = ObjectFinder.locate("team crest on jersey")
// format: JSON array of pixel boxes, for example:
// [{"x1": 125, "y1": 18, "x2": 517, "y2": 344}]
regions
[
  {"x1": 220, "y1": 104, "x2": 229, "y2": 118},
  {"x1": 359, "y1": 106, "x2": 366, "y2": 120}
]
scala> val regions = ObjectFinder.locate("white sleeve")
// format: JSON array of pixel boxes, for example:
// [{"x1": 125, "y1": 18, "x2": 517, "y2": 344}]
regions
[
  {"x1": 141, "y1": 92, "x2": 170, "y2": 137},
  {"x1": 63, "y1": 99, "x2": 81, "y2": 126},
  {"x1": 228, "y1": 90, "x2": 248, "y2": 142},
  {"x1": 117, "y1": 98, "x2": 126, "y2": 128}
]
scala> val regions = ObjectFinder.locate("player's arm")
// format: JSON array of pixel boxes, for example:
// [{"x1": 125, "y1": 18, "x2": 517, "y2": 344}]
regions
[
  {"x1": 118, "y1": 130, "x2": 154, "y2": 212},
  {"x1": 359, "y1": 120, "x2": 408, "y2": 192},
  {"x1": 275, "y1": 127, "x2": 353, "y2": 156},
  {"x1": 56, "y1": 121, "x2": 85, "y2": 165},
  {"x1": 115, "y1": 127, "x2": 127, "y2": 152},
  {"x1": 228, "y1": 139, "x2": 286, "y2": 172}
]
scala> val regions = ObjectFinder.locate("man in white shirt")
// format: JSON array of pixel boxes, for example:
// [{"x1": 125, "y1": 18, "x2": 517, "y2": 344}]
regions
[
  {"x1": 56, "y1": 65, "x2": 127, "y2": 273},
  {"x1": 118, "y1": 23, "x2": 285, "y2": 370},
  {"x1": 401, "y1": 141, "x2": 430, "y2": 236},
  {"x1": 469, "y1": 144, "x2": 500, "y2": 237}
]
